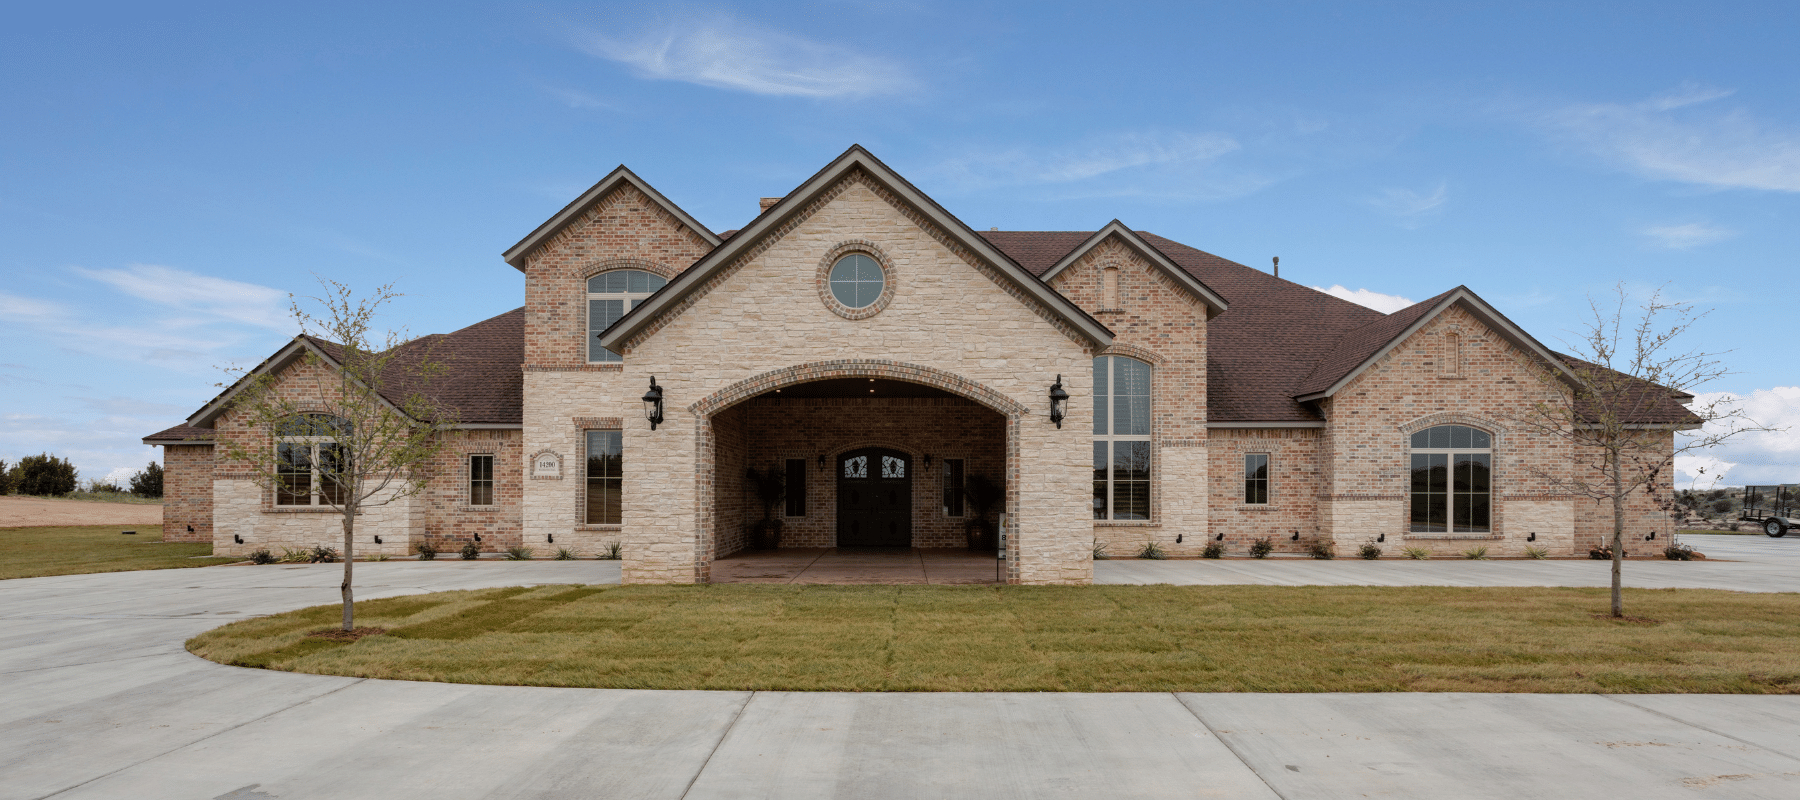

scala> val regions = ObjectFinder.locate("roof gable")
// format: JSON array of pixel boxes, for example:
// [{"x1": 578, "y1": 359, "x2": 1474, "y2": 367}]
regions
[
  {"x1": 597, "y1": 145, "x2": 1114, "y2": 353},
  {"x1": 502, "y1": 165, "x2": 720, "y2": 271},
  {"x1": 1039, "y1": 221, "x2": 1229, "y2": 319}
]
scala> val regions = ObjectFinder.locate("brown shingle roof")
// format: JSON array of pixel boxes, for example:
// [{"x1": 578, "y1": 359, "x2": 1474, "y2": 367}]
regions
[
  {"x1": 312, "y1": 307, "x2": 526, "y2": 425},
  {"x1": 142, "y1": 425, "x2": 214, "y2": 444},
  {"x1": 1290, "y1": 288, "x2": 1461, "y2": 398}
]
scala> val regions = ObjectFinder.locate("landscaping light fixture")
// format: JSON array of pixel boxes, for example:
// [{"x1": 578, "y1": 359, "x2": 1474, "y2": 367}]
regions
[
  {"x1": 1645, "y1": 531, "x2": 1656, "y2": 541},
  {"x1": 1214, "y1": 532, "x2": 1224, "y2": 541},
  {"x1": 234, "y1": 534, "x2": 244, "y2": 544},
  {"x1": 548, "y1": 534, "x2": 555, "y2": 543},
  {"x1": 1290, "y1": 530, "x2": 1300, "y2": 541},
  {"x1": 1048, "y1": 375, "x2": 1069, "y2": 429},
  {"x1": 1527, "y1": 531, "x2": 1536, "y2": 542},
  {"x1": 374, "y1": 535, "x2": 383, "y2": 544},
  {"x1": 643, "y1": 376, "x2": 664, "y2": 430},
  {"x1": 1377, "y1": 533, "x2": 1385, "y2": 543},
  {"x1": 1175, "y1": 534, "x2": 1183, "y2": 544},
  {"x1": 186, "y1": 525, "x2": 194, "y2": 533}
]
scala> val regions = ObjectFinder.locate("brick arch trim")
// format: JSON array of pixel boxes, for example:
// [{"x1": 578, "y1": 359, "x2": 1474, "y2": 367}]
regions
[
  {"x1": 576, "y1": 257, "x2": 680, "y2": 281},
  {"x1": 1398, "y1": 412, "x2": 1507, "y2": 449},
  {"x1": 690, "y1": 360, "x2": 1029, "y2": 418},
  {"x1": 1097, "y1": 341, "x2": 1167, "y2": 366}
]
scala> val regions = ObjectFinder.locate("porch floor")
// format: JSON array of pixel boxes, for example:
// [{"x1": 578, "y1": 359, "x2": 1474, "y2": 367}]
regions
[{"x1": 712, "y1": 547, "x2": 1003, "y2": 585}]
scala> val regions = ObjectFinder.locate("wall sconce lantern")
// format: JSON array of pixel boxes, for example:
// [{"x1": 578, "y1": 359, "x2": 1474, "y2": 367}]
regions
[
  {"x1": 643, "y1": 376, "x2": 664, "y2": 430},
  {"x1": 1048, "y1": 375, "x2": 1069, "y2": 429},
  {"x1": 818, "y1": 453, "x2": 827, "y2": 470},
  {"x1": 922, "y1": 454, "x2": 933, "y2": 470}
]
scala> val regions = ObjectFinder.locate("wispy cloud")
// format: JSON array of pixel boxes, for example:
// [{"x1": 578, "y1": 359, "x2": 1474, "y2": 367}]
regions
[
  {"x1": 72, "y1": 264, "x2": 290, "y2": 331},
  {"x1": 1311, "y1": 285, "x2": 1417, "y2": 314},
  {"x1": 1637, "y1": 221, "x2": 1739, "y2": 250},
  {"x1": 1366, "y1": 182, "x2": 1448, "y2": 227},
  {"x1": 1676, "y1": 386, "x2": 1800, "y2": 486},
  {"x1": 936, "y1": 131, "x2": 1245, "y2": 195},
  {"x1": 542, "y1": 86, "x2": 612, "y2": 110},
  {"x1": 569, "y1": 12, "x2": 918, "y2": 99},
  {"x1": 1530, "y1": 83, "x2": 1800, "y2": 191}
]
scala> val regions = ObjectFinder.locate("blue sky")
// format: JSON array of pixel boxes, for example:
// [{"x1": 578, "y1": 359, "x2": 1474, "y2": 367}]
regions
[{"x1": 2, "y1": 1, "x2": 1796, "y2": 488}]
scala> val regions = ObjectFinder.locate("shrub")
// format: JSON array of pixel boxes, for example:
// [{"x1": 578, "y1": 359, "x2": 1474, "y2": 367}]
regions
[
  {"x1": 309, "y1": 545, "x2": 339, "y2": 563},
  {"x1": 365, "y1": 552, "x2": 391, "y2": 562},
  {"x1": 15, "y1": 453, "x2": 77, "y2": 496},
  {"x1": 1138, "y1": 540, "x2": 1166, "y2": 560},
  {"x1": 504, "y1": 545, "x2": 534, "y2": 561},
  {"x1": 1307, "y1": 539, "x2": 1336, "y2": 560},
  {"x1": 1092, "y1": 540, "x2": 1108, "y2": 560},
  {"x1": 416, "y1": 542, "x2": 437, "y2": 560},
  {"x1": 278, "y1": 547, "x2": 313, "y2": 563},
  {"x1": 1202, "y1": 541, "x2": 1224, "y2": 559},
  {"x1": 129, "y1": 461, "x2": 164, "y2": 498},
  {"x1": 248, "y1": 549, "x2": 275, "y2": 565},
  {"x1": 1589, "y1": 546, "x2": 1613, "y2": 560},
  {"x1": 597, "y1": 541, "x2": 623, "y2": 560},
  {"x1": 1358, "y1": 543, "x2": 1382, "y2": 560},
  {"x1": 460, "y1": 541, "x2": 481, "y2": 560},
  {"x1": 83, "y1": 478, "x2": 125, "y2": 494},
  {"x1": 1249, "y1": 537, "x2": 1274, "y2": 559},
  {"x1": 1524, "y1": 545, "x2": 1550, "y2": 559},
  {"x1": 1664, "y1": 542, "x2": 1697, "y2": 561},
  {"x1": 1403, "y1": 547, "x2": 1430, "y2": 560},
  {"x1": 1462, "y1": 546, "x2": 1489, "y2": 560},
  {"x1": 553, "y1": 547, "x2": 578, "y2": 560}
]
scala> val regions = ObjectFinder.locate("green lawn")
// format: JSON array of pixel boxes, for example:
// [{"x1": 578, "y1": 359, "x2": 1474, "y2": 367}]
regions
[
  {"x1": 188, "y1": 583, "x2": 1800, "y2": 693},
  {"x1": 1, "y1": 525, "x2": 237, "y2": 580}
]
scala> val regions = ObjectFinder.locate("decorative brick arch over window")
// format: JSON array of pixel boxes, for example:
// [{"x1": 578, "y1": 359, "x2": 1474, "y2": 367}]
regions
[
  {"x1": 1097, "y1": 341, "x2": 1166, "y2": 366},
  {"x1": 576, "y1": 257, "x2": 679, "y2": 282},
  {"x1": 815, "y1": 240, "x2": 898, "y2": 321},
  {"x1": 1398, "y1": 412, "x2": 1505, "y2": 448}
]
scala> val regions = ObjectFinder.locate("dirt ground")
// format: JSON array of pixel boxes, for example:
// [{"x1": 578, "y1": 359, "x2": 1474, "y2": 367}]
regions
[{"x1": 0, "y1": 496, "x2": 163, "y2": 528}]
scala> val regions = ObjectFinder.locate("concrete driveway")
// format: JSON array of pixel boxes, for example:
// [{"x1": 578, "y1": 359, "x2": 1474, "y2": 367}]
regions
[{"x1": 4, "y1": 555, "x2": 1799, "y2": 799}]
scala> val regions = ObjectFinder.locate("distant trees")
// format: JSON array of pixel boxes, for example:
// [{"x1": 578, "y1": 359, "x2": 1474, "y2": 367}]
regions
[
  {"x1": 130, "y1": 461, "x2": 164, "y2": 498},
  {"x1": 13, "y1": 453, "x2": 79, "y2": 496},
  {"x1": 0, "y1": 458, "x2": 13, "y2": 495}
]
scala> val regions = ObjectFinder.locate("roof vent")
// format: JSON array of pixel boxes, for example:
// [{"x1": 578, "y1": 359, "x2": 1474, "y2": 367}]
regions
[
  {"x1": 1272, "y1": 256, "x2": 1279, "y2": 279},
  {"x1": 759, "y1": 197, "x2": 782, "y2": 213}
]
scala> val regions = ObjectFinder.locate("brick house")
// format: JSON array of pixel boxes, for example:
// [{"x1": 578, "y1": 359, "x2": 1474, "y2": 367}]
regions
[{"x1": 144, "y1": 145, "x2": 1693, "y2": 584}]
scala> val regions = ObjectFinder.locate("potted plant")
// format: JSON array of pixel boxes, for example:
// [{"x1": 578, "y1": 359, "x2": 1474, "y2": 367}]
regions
[
  {"x1": 745, "y1": 466, "x2": 787, "y2": 550},
  {"x1": 961, "y1": 474, "x2": 1004, "y2": 552}
]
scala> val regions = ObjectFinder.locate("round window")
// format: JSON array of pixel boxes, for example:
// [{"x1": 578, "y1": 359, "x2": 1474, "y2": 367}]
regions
[{"x1": 828, "y1": 253, "x2": 884, "y2": 309}]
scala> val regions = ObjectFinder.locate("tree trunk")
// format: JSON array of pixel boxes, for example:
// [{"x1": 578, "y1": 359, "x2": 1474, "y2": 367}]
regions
[
  {"x1": 342, "y1": 499, "x2": 356, "y2": 632},
  {"x1": 1610, "y1": 451, "x2": 1624, "y2": 619}
]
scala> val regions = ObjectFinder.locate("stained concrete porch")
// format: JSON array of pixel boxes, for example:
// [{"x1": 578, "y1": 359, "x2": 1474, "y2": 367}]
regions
[{"x1": 712, "y1": 547, "x2": 1003, "y2": 585}]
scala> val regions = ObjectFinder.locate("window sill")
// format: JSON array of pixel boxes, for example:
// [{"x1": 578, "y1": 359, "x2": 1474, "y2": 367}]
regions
[
  {"x1": 577, "y1": 524, "x2": 622, "y2": 531},
  {"x1": 1094, "y1": 520, "x2": 1159, "y2": 527},
  {"x1": 1235, "y1": 504, "x2": 1276, "y2": 511},
  {"x1": 263, "y1": 506, "x2": 342, "y2": 514},
  {"x1": 1405, "y1": 532, "x2": 1499, "y2": 540},
  {"x1": 458, "y1": 505, "x2": 499, "y2": 513}
]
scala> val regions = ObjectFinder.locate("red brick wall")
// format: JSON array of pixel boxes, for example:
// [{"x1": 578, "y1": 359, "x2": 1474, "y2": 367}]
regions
[
  {"x1": 1573, "y1": 436, "x2": 1678, "y2": 553},
  {"x1": 1207, "y1": 428, "x2": 1323, "y2": 554},
  {"x1": 420, "y1": 429, "x2": 524, "y2": 552},
  {"x1": 519, "y1": 184, "x2": 714, "y2": 367},
  {"x1": 713, "y1": 407, "x2": 750, "y2": 557},
  {"x1": 160, "y1": 444, "x2": 213, "y2": 542}
]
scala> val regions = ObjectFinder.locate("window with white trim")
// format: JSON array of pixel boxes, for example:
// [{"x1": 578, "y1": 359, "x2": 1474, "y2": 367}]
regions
[
  {"x1": 1409, "y1": 425, "x2": 1491, "y2": 533},
  {"x1": 275, "y1": 414, "x2": 350, "y2": 506},
  {"x1": 587, "y1": 270, "x2": 667, "y2": 362},
  {"x1": 1092, "y1": 355, "x2": 1151, "y2": 520},
  {"x1": 469, "y1": 454, "x2": 494, "y2": 506}
]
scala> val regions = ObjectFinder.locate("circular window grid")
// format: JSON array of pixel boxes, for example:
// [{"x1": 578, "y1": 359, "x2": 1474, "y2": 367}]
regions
[{"x1": 816, "y1": 240, "x2": 897, "y2": 320}]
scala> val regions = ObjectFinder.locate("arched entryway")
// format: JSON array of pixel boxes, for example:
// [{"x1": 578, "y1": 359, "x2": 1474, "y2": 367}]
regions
[{"x1": 837, "y1": 447, "x2": 912, "y2": 548}]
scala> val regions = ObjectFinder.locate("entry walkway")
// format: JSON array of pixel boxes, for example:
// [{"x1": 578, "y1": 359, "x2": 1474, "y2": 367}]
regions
[
  {"x1": 5, "y1": 552, "x2": 1800, "y2": 798},
  {"x1": 712, "y1": 547, "x2": 1000, "y2": 584}
]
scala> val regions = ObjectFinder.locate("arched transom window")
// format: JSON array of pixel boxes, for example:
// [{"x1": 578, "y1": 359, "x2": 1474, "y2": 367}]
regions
[
  {"x1": 1409, "y1": 424, "x2": 1492, "y2": 533},
  {"x1": 1093, "y1": 355, "x2": 1151, "y2": 520},
  {"x1": 275, "y1": 414, "x2": 351, "y2": 506},
  {"x1": 588, "y1": 270, "x2": 667, "y2": 363}
]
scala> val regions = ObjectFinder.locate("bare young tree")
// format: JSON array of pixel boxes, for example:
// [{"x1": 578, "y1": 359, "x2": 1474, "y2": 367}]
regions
[
  {"x1": 216, "y1": 278, "x2": 457, "y2": 632},
  {"x1": 1511, "y1": 284, "x2": 1772, "y2": 617}
]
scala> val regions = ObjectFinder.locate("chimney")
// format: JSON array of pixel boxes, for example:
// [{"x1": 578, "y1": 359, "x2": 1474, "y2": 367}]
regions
[
  {"x1": 1272, "y1": 256, "x2": 1279, "y2": 279},
  {"x1": 759, "y1": 197, "x2": 782, "y2": 213}
]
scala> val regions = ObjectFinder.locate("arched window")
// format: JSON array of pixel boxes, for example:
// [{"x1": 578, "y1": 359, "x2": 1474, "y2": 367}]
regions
[
  {"x1": 588, "y1": 270, "x2": 667, "y2": 362},
  {"x1": 1409, "y1": 424, "x2": 1491, "y2": 533},
  {"x1": 1093, "y1": 355, "x2": 1151, "y2": 520},
  {"x1": 275, "y1": 414, "x2": 351, "y2": 506}
]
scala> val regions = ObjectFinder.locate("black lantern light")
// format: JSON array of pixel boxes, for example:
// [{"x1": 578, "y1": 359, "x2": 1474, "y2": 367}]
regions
[
  {"x1": 1048, "y1": 374, "x2": 1069, "y2": 429},
  {"x1": 643, "y1": 375, "x2": 664, "y2": 430}
]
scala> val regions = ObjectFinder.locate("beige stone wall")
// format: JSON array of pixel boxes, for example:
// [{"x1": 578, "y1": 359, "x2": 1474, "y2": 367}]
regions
[
  {"x1": 1206, "y1": 428, "x2": 1323, "y2": 556},
  {"x1": 160, "y1": 444, "x2": 213, "y2": 542},
  {"x1": 1045, "y1": 235, "x2": 1211, "y2": 558},
  {"x1": 520, "y1": 171, "x2": 1097, "y2": 584}
]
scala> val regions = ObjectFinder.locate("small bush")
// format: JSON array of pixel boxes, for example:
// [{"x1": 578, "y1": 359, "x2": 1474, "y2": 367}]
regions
[
  {"x1": 1202, "y1": 541, "x2": 1224, "y2": 559},
  {"x1": 597, "y1": 541, "x2": 622, "y2": 560},
  {"x1": 1138, "y1": 540, "x2": 1166, "y2": 560},
  {"x1": 553, "y1": 547, "x2": 578, "y2": 560},
  {"x1": 309, "y1": 545, "x2": 339, "y2": 563},
  {"x1": 504, "y1": 545, "x2": 534, "y2": 561},
  {"x1": 1307, "y1": 539, "x2": 1336, "y2": 560},
  {"x1": 1524, "y1": 545, "x2": 1550, "y2": 559},
  {"x1": 1092, "y1": 540, "x2": 1108, "y2": 560},
  {"x1": 278, "y1": 547, "x2": 313, "y2": 563},
  {"x1": 416, "y1": 542, "x2": 437, "y2": 560},
  {"x1": 1249, "y1": 537, "x2": 1274, "y2": 559},
  {"x1": 365, "y1": 552, "x2": 391, "y2": 562},
  {"x1": 460, "y1": 541, "x2": 481, "y2": 560},
  {"x1": 1358, "y1": 543, "x2": 1382, "y2": 560},
  {"x1": 1664, "y1": 542, "x2": 1697, "y2": 561},
  {"x1": 248, "y1": 549, "x2": 275, "y2": 565},
  {"x1": 1462, "y1": 546, "x2": 1489, "y2": 560},
  {"x1": 1589, "y1": 546, "x2": 1613, "y2": 560},
  {"x1": 1404, "y1": 547, "x2": 1430, "y2": 560}
]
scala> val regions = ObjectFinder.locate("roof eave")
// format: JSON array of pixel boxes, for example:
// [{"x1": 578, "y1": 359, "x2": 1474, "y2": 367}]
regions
[
  {"x1": 1040, "y1": 221, "x2": 1231, "y2": 320},
  {"x1": 501, "y1": 165, "x2": 721, "y2": 272}
]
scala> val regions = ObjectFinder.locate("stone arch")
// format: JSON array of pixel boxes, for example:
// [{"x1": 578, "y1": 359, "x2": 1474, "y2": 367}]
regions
[
  {"x1": 1398, "y1": 412, "x2": 1506, "y2": 448},
  {"x1": 690, "y1": 359, "x2": 1030, "y2": 418},
  {"x1": 1097, "y1": 341, "x2": 1167, "y2": 365},
  {"x1": 576, "y1": 257, "x2": 679, "y2": 281}
]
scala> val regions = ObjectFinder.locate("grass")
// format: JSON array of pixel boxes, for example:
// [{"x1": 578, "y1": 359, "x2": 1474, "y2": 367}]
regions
[
  {"x1": 1, "y1": 525, "x2": 236, "y2": 580},
  {"x1": 187, "y1": 583, "x2": 1800, "y2": 693}
]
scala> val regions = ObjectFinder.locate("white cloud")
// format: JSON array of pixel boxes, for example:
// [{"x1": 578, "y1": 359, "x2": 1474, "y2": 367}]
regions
[
  {"x1": 73, "y1": 264, "x2": 290, "y2": 331},
  {"x1": 1637, "y1": 221, "x2": 1739, "y2": 250},
  {"x1": 1311, "y1": 285, "x2": 1417, "y2": 314},
  {"x1": 1676, "y1": 386, "x2": 1800, "y2": 487},
  {"x1": 1366, "y1": 182, "x2": 1447, "y2": 227},
  {"x1": 937, "y1": 131, "x2": 1243, "y2": 193},
  {"x1": 1533, "y1": 83, "x2": 1800, "y2": 191},
  {"x1": 571, "y1": 14, "x2": 917, "y2": 99}
]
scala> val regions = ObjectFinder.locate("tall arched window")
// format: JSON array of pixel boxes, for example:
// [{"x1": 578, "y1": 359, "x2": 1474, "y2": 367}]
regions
[
  {"x1": 1409, "y1": 424, "x2": 1491, "y2": 533},
  {"x1": 275, "y1": 414, "x2": 351, "y2": 506},
  {"x1": 1093, "y1": 355, "x2": 1151, "y2": 520},
  {"x1": 588, "y1": 270, "x2": 667, "y2": 362}
]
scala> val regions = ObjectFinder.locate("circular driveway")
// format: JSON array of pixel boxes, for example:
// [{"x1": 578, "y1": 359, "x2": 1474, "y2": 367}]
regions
[{"x1": 4, "y1": 544, "x2": 1799, "y2": 799}]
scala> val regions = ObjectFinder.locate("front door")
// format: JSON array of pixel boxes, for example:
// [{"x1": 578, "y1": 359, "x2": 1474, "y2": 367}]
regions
[{"x1": 837, "y1": 448, "x2": 912, "y2": 548}]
